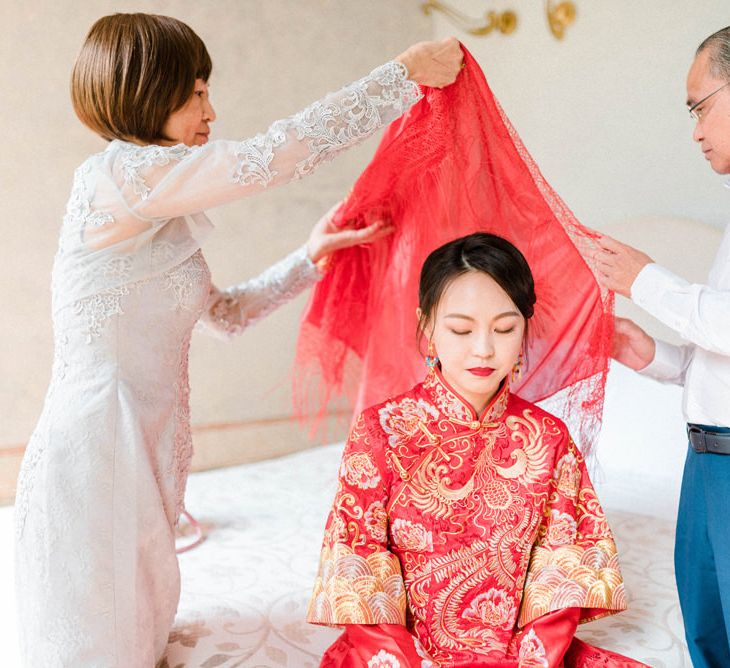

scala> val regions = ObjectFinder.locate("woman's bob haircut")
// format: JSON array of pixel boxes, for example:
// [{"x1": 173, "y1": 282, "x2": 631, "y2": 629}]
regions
[{"x1": 71, "y1": 13, "x2": 212, "y2": 144}]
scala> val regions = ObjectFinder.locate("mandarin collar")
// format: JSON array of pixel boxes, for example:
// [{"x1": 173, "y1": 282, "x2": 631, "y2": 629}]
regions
[{"x1": 422, "y1": 367, "x2": 510, "y2": 427}]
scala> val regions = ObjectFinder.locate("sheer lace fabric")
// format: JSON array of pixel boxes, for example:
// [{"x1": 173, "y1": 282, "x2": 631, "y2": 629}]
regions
[
  {"x1": 15, "y1": 61, "x2": 419, "y2": 667},
  {"x1": 199, "y1": 246, "x2": 321, "y2": 339}
]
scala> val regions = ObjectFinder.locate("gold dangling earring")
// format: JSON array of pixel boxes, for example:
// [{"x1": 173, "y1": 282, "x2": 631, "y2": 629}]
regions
[
  {"x1": 425, "y1": 340, "x2": 439, "y2": 375},
  {"x1": 511, "y1": 351, "x2": 523, "y2": 383}
]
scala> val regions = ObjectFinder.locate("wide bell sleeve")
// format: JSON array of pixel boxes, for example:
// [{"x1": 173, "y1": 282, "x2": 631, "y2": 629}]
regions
[
  {"x1": 115, "y1": 62, "x2": 422, "y2": 221},
  {"x1": 518, "y1": 434, "x2": 627, "y2": 629},
  {"x1": 198, "y1": 245, "x2": 321, "y2": 339},
  {"x1": 307, "y1": 409, "x2": 407, "y2": 627}
]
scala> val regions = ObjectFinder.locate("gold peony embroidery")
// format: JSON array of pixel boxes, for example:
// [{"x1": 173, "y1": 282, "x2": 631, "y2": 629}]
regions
[
  {"x1": 391, "y1": 518, "x2": 434, "y2": 552},
  {"x1": 378, "y1": 397, "x2": 439, "y2": 448},
  {"x1": 367, "y1": 650, "x2": 401, "y2": 668},
  {"x1": 341, "y1": 452, "x2": 381, "y2": 489},
  {"x1": 462, "y1": 588, "x2": 518, "y2": 630},
  {"x1": 518, "y1": 628, "x2": 549, "y2": 668}
]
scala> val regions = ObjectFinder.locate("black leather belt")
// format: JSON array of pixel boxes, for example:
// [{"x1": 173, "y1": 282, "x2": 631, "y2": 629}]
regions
[{"x1": 688, "y1": 424, "x2": 730, "y2": 455}]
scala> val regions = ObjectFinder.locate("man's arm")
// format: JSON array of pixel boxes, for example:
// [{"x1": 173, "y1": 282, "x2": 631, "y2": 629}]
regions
[
  {"x1": 596, "y1": 234, "x2": 730, "y2": 355},
  {"x1": 631, "y1": 263, "x2": 730, "y2": 355}
]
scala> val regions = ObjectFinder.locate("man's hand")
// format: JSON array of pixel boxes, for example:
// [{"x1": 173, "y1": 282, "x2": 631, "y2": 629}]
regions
[
  {"x1": 594, "y1": 235, "x2": 654, "y2": 297},
  {"x1": 306, "y1": 204, "x2": 394, "y2": 265},
  {"x1": 612, "y1": 317, "x2": 656, "y2": 370}
]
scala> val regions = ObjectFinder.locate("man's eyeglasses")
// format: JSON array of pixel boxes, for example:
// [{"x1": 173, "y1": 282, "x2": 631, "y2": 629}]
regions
[{"x1": 688, "y1": 81, "x2": 730, "y2": 121}]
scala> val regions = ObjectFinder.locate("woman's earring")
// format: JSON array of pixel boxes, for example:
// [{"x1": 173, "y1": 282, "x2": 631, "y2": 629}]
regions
[
  {"x1": 425, "y1": 340, "x2": 439, "y2": 373},
  {"x1": 511, "y1": 351, "x2": 524, "y2": 383}
]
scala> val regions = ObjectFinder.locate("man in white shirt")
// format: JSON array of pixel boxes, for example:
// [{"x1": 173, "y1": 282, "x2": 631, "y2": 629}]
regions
[{"x1": 595, "y1": 26, "x2": 730, "y2": 668}]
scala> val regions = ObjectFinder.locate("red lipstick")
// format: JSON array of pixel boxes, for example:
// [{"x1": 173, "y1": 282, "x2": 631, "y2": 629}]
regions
[{"x1": 467, "y1": 367, "x2": 495, "y2": 377}]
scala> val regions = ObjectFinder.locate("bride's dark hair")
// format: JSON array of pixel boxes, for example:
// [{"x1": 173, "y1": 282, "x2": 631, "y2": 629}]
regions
[{"x1": 417, "y1": 232, "x2": 536, "y2": 341}]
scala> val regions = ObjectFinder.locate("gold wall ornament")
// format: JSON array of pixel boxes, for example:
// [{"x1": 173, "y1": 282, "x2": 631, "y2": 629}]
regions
[
  {"x1": 420, "y1": 1, "x2": 517, "y2": 37},
  {"x1": 421, "y1": 1, "x2": 578, "y2": 41},
  {"x1": 545, "y1": 0, "x2": 577, "y2": 40}
]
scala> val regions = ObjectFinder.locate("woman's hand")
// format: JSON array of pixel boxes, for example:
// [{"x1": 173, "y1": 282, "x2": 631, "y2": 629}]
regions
[
  {"x1": 396, "y1": 37, "x2": 463, "y2": 88},
  {"x1": 612, "y1": 317, "x2": 656, "y2": 370},
  {"x1": 306, "y1": 204, "x2": 394, "y2": 265}
]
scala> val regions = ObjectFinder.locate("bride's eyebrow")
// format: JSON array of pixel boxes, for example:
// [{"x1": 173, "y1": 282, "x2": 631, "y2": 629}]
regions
[{"x1": 444, "y1": 311, "x2": 519, "y2": 320}]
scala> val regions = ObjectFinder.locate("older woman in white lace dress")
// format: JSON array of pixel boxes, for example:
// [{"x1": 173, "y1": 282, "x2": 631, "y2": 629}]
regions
[{"x1": 13, "y1": 12, "x2": 462, "y2": 667}]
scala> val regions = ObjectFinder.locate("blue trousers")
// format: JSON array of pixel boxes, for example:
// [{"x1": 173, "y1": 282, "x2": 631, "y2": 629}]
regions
[{"x1": 675, "y1": 427, "x2": 730, "y2": 668}]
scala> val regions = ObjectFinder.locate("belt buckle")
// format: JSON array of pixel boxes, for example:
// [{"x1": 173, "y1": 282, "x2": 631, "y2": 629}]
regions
[{"x1": 688, "y1": 424, "x2": 707, "y2": 453}]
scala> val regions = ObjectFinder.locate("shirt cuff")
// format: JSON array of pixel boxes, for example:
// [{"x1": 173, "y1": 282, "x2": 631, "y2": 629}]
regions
[
  {"x1": 630, "y1": 263, "x2": 661, "y2": 305},
  {"x1": 630, "y1": 263, "x2": 690, "y2": 333},
  {"x1": 637, "y1": 338, "x2": 685, "y2": 383}
]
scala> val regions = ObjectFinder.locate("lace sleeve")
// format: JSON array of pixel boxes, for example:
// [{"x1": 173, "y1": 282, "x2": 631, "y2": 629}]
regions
[
  {"x1": 120, "y1": 62, "x2": 422, "y2": 221},
  {"x1": 199, "y1": 245, "x2": 321, "y2": 339}
]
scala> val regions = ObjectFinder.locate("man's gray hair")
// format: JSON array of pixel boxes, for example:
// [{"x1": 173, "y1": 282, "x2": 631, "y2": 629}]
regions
[{"x1": 697, "y1": 27, "x2": 730, "y2": 81}]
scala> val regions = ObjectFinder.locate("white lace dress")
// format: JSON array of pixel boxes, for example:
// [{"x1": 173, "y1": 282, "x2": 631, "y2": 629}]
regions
[{"x1": 14, "y1": 62, "x2": 421, "y2": 667}]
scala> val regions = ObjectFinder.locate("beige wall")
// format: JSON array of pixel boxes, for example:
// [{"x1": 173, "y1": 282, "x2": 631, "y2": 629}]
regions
[
  {"x1": 0, "y1": 1, "x2": 431, "y2": 498},
  {"x1": 431, "y1": 0, "x2": 730, "y2": 231}
]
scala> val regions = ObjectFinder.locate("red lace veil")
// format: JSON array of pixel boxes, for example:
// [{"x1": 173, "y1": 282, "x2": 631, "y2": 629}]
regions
[{"x1": 294, "y1": 47, "x2": 613, "y2": 454}]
